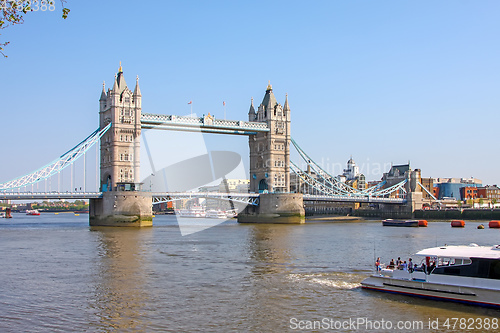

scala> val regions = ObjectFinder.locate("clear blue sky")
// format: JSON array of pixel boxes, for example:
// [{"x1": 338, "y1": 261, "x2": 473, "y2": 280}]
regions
[{"x1": 1, "y1": 0, "x2": 500, "y2": 188}]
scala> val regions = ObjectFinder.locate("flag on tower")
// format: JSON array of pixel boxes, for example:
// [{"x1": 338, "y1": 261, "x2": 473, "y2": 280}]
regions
[
  {"x1": 188, "y1": 101, "x2": 192, "y2": 105},
  {"x1": 223, "y1": 101, "x2": 226, "y2": 106}
]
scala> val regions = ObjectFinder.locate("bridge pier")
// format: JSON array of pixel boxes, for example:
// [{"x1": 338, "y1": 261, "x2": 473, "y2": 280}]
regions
[
  {"x1": 89, "y1": 191, "x2": 153, "y2": 227},
  {"x1": 238, "y1": 193, "x2": 305, "y2": 224}
]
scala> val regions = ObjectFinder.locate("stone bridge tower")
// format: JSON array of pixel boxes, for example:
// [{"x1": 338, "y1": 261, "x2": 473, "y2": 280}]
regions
[
  {"x1": 239, "y1": 82, "x2": 304, "y2": 224},
  {"x1": 90, "y1": 64, "x2": 152, "y2": 227},
  {"x1": 248, "y1": 82, "x2": 291, "y2": 193},
  {"x1": 99, "y1": 63, "x2": 142, "y2": 192}
]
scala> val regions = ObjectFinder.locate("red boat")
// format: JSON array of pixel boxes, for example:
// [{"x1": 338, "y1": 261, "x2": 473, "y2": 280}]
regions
[
  {"x1": 26, "y1": 210, "x2": 41, "y2": 216},
  {"x1": 2, "y1": 208, "x2": 13, "y2": 218}
]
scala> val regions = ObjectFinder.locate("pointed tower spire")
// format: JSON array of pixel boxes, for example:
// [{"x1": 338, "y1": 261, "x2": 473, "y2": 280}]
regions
[
  {"x1": 248, "y1": 97, "x2": 256, "y2": 120},
  {"x1": 100, "y1": 81, "x2": 107, "y2": 101},
  {"x1": 261, "y1": 81, "x2": 277, "y2": 111},
  {"x1": 249, "y1": 97, "x2": 255, "y2": 113},
  {"x1": 283, "y1": 93, "x2": 290, "y2": 111},
  {"x1": 112, "y1": 74, "x2": 119, "y2": 93},
  {"x1": 116, "y1": 62, "x2": 127, "y2": 91},
  {"x1": 133, "y1": 75, "x2": 141, "y2": 96}
]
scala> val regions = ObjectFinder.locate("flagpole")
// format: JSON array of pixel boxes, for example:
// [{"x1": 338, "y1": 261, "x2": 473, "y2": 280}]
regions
[{"x1": 223, "y1": 101, "x2": 226, "y2": 120}]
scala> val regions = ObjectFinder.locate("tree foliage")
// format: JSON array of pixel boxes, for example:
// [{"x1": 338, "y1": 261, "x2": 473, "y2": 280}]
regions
[{"x1": 1, "y1": 0, "x2": 70, "y2": 57}]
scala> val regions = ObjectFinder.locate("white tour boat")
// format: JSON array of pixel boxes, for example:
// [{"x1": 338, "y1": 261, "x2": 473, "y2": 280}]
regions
[
  {"x1": 361, "y1": 244, "x2": 500, "y2": 308},
  {"x1": 177, "y1": 207, "x2": 206, "y2": 218},
  {"x1": 205, "y1": 210, "x2": 227, "y2": 219}
]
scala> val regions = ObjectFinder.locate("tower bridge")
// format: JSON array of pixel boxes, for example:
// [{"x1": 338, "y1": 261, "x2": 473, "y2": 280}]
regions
[{"x1": 0, "y1": 65, "x2": 418, "y2": 226}]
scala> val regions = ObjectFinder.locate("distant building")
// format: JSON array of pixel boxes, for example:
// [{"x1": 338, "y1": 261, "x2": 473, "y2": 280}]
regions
[
  {"x1": 433, "y1": 186, "x2": 439, "y2": 199},
  {"x1": 219, "y1": 179, "x2": 249, "y2": 193},
  {"x1": 433, "y1": 178, "x2": 482, "y2": 200},
  {"x1": 381, "y1": 164, "x2": 412, "y2": 199},
  {"x1": 460, "y1": 186, "x2": 478, "y2": 200},
  {"x1": 343, "y1": 157, "x2": 360, "y2": 180},
  {"x1": 477, "y1": 185, "x2": 500, "y2": 202},
  {"x1": 420, "y1": 177, "x2": 434, "y2": 199},
  {"x1": 342, "y1": 157, "x2": 366, "y2": 190},
  {"x1": 199, "y1": 185, "x2": 220, "y2": 192}
]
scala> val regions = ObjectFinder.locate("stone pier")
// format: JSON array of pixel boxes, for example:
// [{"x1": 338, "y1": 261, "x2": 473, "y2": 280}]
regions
[
  {"x1": 238, "y1": 193, "x2": 305, "y2": 224},
  {"x1": 89, "y1": 191, "x2": 153, "y2": 227}
]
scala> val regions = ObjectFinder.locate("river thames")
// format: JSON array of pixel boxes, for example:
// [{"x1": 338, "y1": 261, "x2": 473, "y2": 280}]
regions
[{"x1": 0, "y1": 214, "x2": 499, "y2": 332}]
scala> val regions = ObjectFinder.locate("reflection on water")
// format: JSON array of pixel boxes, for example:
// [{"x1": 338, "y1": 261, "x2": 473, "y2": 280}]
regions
[
  {"x1": 0, "y1": 215, "x2": 499, "y2": 332},
  {"x1": 89, "y1": 227, "x2": 153, "y2": 332}
]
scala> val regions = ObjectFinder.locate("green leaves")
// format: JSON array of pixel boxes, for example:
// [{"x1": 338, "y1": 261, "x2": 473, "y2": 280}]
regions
[
  {"x1": 62, "y1": 7, "x2": 70, "y2": 19},
  {"x1": 1, "y1": 1, "x2": 71, "y2": 57}
]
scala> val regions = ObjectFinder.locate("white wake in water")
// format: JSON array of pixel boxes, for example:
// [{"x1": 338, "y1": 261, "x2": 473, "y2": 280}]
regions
[{"x1": 287, "y1": 273, "x2": 362, "y2": 290}]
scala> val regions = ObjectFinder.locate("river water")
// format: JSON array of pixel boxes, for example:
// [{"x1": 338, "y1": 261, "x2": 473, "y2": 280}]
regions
[{"x1": 0, "y1": 214, "x2": 499, "y2": 332}]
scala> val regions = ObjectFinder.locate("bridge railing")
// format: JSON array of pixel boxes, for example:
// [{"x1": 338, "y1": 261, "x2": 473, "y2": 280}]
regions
[{"x1": 141, "y1": 113, "x2": 269, "y2": 133}]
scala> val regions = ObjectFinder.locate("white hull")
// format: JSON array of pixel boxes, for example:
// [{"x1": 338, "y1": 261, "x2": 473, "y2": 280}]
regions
[
  {"x1": 177, "y1": 208, "x2": 206, "y2": 218},
  {"x1": 206, "y1": 210, "x2": 227, "y2": 219},
  {"x1": 362, "y1": 273, "x2": 500, "y2": 308}
]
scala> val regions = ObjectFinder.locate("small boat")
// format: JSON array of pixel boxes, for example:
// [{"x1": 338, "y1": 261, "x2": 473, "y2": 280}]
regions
[
  {"x1": 361, "y1": 244, "x2": 500, "y2": 308},
  {"x1": 177, "y1": 207, "x2": 206, "y2": 218},
  {"x1": 382, "y1": 219, "x2": 419, "y2": 227},
  {"x1": 2, "y1": 208, "x2": 13, "y2": 218},
  {"x1": 26, "y1": 209, "x2": 41, "y2": 216},
  {"x1": 418, "y1": 220, "x2": 428, "y2": 227},
  {"x1": 451, "y1": 220, "x2": 465, "y2": 228},
  {"x1": 489, "y1": 221, "x2": 500, "y2": 229},
  {"x1": 206, "y1": 210, "x2": 227, "y2": 219},
  {"x1": 477, "y1": 224, "x2": 485, "y2": 229}
]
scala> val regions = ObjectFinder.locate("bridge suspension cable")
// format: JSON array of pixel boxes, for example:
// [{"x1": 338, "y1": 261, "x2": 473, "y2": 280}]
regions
[
  {"x1": 0, "y1": 123, "x2": 111, "y2": 192},
  {"x1": 289, "y1": 137, "x2": 408, "y2": 199},
  {"x1": 290, "y1": 138, "x2": 360, "y2": 195}
]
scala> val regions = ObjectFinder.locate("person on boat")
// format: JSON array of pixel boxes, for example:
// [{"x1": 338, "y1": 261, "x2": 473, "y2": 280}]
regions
[
  {"x1": 375, "y1": 257, "x2": 381, "y2": 272},
  {"x1": 401, "y1": 261, "x2": 408, "y2": 271},
  {"x1": 396, "y1": 257, "x2": 401, "y2": 267},
  {"x1": 408, "y1": 258, "x2": 414, "y2": 273},
  {"x1": 388, "y1": 259, "x2": 395, "y2": 269},
  {"x1": 428, "y1": 261, "x2": 436, "y2": 274}
]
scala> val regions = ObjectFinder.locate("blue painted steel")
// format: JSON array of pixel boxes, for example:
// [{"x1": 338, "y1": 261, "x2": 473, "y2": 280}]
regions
[{"x1": 0, "y1": 123, "x2": 111, "y2": 191}]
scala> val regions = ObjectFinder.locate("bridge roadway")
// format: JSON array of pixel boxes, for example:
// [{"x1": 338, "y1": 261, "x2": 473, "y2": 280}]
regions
[
  {"x1": 303, "y1": 194, "x2": 406, "y2": 204},
  {"x1": 141, "y1": 113, "x2": 270, "y2": 135},
  {"x1": 0, "y1": 192, "x2": 406, "y2": 204}
]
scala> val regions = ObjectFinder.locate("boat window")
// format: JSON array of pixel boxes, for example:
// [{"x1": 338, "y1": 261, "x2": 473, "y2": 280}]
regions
[
  {"x1": 436, "y1": 258, "x2": 472, "y2": 267},
  {"x1": 438, "y1": 258, "x2": 452, "y2": 266},
  {"x1": 490, "y1": 261, "x2": 500, "y2": 279}
]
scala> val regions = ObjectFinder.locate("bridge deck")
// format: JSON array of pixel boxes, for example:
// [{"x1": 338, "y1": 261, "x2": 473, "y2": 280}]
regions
[
  {"x1": 0, "y1": 192, "x2": 103, "y2": 200},
  {"x1": 141, "y1": 113, "x2": 270, "y2": 135},
  {"x1": 0, "y1": 192, "x2": 405, "y2": 204},
  {"x1": 303, "y1": 194, "x2": 406, "y2": 204}
]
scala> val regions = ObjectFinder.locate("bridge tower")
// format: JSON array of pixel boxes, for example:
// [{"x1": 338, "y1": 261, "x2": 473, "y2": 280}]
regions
[
  {"x1": 248, "y1": 82, "x2": 291, "y2": 193},
  {"x1": 99, "y1": 63, "x2": 142, "y2": 190},
  {"x1": 89, "y1": 64, "x2": 152, "y2": 226},
  {"x1": 239, "y1": 83, "x2": 304, "y2": 223}
]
